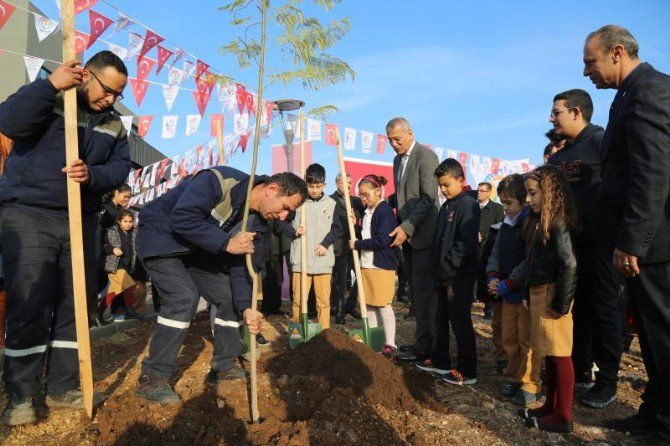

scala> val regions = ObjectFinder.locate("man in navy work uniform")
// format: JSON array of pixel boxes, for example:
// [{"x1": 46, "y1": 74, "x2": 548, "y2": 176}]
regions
[
  {"x1": 0, "y1": 51, "x2": 131, "y2": 425},
  {"x1": 135, "y1": 166, "x2": 306, "y2": 404}
]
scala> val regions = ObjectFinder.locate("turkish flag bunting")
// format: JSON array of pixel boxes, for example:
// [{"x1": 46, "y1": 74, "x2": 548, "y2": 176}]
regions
[
  {"x1": 491, "y1": 158, "x2": 500, "y2": 174},
  {"x1": 138, "y1": 29, "x2": 164, "y2": 60},
  {"x1": 74, "y1": 31, "x2": 90, "y2": 55},
  {"x1": 87, "y1": 10, "x2": 112, "y2": 48},
  {"x1": 265, "y1": 101, "x2": 274, "y2": 126},
  {"x1": 0, "y1": 0, "x2": 17, "y2": 30},
  {"x1": 195, "y1": 75, "x2": 214, "y2": 96},
  {"x1": 137, "y1": 115, "x2": 153, "y2": 138},
  {"x1": 196, "y1": 59, "x2": 209, "y2": 80},
  {"x1": 130, "y1": 78, "x2": 149, "y2": 107},
  {"x1": 193, "y1": 90, "x2": 211, "y2": 116},
  {"x1": 376, "y1": 134, "x2": 388, "y2": 154},
  {"x1": 245, "y1": 92, "x2": 255, "y2": 116},
  {"x1": 156, "y1": 45, "x2": 174, "y2": 75},
  {"x1": 236, "y1": 83, "x2": 246, "y2": 113},
  {"x1": 237, "y1": 131, "x2": 252, "y2": 153},
  {"x1": 156, "y1": 158, "x2": 170, "y2": 184},
  {"x1": 136, "y1": 56, "x2": 156, "y2": 80},
  {"x1": 210, "y1": 114, "x2": 224, "y2": 137},
  {"x1": 75, "y1": 0, "x2": 98, "y2": 14},
  {"x1": 325, "y1": 123, "x2": 338, "y2": 146}
]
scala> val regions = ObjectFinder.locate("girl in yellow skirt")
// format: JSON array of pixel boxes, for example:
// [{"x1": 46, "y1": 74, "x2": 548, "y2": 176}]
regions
[
  {"x1": 98, "y1": 209, "x2": 138, "y2": 323},
  {"x1": 350, "y1": 175, "x2": 398, "y2": 357},
  {"x1": 520, "y1": 165, "x2": 579, "y2": 433}
]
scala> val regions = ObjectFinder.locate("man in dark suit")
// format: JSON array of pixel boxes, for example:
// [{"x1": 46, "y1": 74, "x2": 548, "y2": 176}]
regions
[
  {"x1": 583, "y1": 25, "x2": 670, "y2": 442},
  {"x1": 386, "y1": 117, "x2": 440, "y2": 361}
]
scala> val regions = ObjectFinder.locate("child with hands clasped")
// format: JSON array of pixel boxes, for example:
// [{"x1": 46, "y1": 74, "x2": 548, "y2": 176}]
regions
[
  {"x1": 486, "y1": 174, "x2": 537, "y2": 407},
  {"x1": 349, "y1": 175, "x2": 398, "y2": 357},
  {"x1": 518, "y1": 165, "x2": 579, "y2": 434}
]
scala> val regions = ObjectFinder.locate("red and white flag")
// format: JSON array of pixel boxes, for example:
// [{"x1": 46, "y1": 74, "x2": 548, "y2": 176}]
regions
[
  {"x1": 491, "y1": 158, "x2": 501, "y2": 174},
  {"x1": 325, "y1": 123, "x2": 338, "y2": 146},
  {"x1": 167, "y1": 66, "x2": 184, "y2": 85},
  {"x1": 138, "y1": 29, "x2": 164, "y2": 60},
  {"x1": 126, "y1": 33, "x2": 144, "y2": 60},
  {"x1": 130, "y1": 78, "x2": 149, "y2": 107},
  {"x1": 34, "y1": 14, "x2": 58, "y2": 42},
  {"x1": 237, "y1": 131, "x2": 252, "y2": 153},
  {"x1": 75, "y1": 0, "x2": 98, "y2": 14},
  {"x1": 74, "y1": 31, "x2": 90, "y2": 56},
  {"x1": 210, "y1": 114, "x2": 224, "y2": 137},
  {"x1": 196, "y1": 59, "x2": 209, "y2": 80},
  {"x1": 192, "y1": 90, "x2": 211, "y2": 116},
  {"x1": 0, "y1": 0, "x2": 16, "y2": 31},
  {"x1": 136, "y1": 56, "x2": 156, "y2": 80},
  {"x1": 235, "y1": 83, "x2": 247, "y2": 113},
  {"x1": 137, "y1": 116, "x2": 154, "y2": 138},
  {"x1": 87, "y1": 10, "x2": 112, "y2": 48},
  {"x1": 376, "y1": 134, "x2": 388, "y2": 154},
  {"x1": 156, "y1": 45, "x2": 173, "y2": 75},
  {"x1": 245, "y1": 92, "x2": 255, "y2": 116},
  {"x1": 185, "y1": 114, "x2": 201, "y2": 135}
]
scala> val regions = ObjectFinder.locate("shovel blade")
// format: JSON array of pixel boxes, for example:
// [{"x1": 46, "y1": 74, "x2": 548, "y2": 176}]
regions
[
  {"x1": 348, "y1": 327, "x2": 385, "y2": 352},
  {"x1": 287, "y1": 320, "x2": 322, "y2": 349}
]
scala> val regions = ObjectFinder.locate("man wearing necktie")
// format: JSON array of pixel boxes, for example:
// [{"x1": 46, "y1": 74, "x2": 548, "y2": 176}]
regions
[
  {"x1": 583, "y1": 25, "x2": 670, "y2": 443},
  {"x1": 386, "y1": 117, "x2": 440, "y2": 362}
]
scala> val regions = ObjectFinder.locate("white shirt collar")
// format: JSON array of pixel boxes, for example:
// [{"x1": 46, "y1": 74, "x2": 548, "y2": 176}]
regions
[
  {"x1": 479, "y1": 199, "x2": 490, "y2": 208},
  {"x1": 504, "y1": 212, "x2": 521, "y2": 226},
  {"x1": 403, "y1": 140, "x2": 416, "y2": 158}
]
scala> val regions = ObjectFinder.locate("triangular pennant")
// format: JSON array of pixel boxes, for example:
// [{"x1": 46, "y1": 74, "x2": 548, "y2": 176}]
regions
[
  {"x1": 195, "y1": 75, "x2": 213, "y2": 96},
  {"x1": 120, "y1": 115, "x2": 133, "y2": 134},
  {"x1": 167, "y1": 66, "x2": 184, "y2": 85},
  {"x1": 210, "y1": 114, "x2": 224, "y2": 137},
  {"x1": 235, "y1": 83, "x2": 246, "y2": 113},
  {"x1": 245, "y1": 91, "x2": 255, "y2": 116},
  {"x1": 136, "y1": 56, "x2": 156, "y2": 80},
  {"x1": 196, "y1": 59, "x2": 209, "y2": 80},
  {"x1": 137, "y1": 115, "x2": 154, "y2": 138},
  {"x1": 344, "y1": 128, "x2": 357, "y2": 151},
  {"x1": 156, "y1": 45, "x2": 173, "y2": 75},
  {"x1": 34, "y1": 14, "x2": 58, "y2": 42},
  {"x1": 87, "y1": 10, "x2": 113, "y2": 48},
  {"x1": 0, "y1": 1, "x2": 15, "y2": 31},
  {"x1": 233, "y1": 111, "x2": 249, "y2": 137},
  {"x1": 217, "y1": 82, "x2": 236, "y2": 112},
  {"x1": 237, "y1": 131, "x2": 252, "y2": 153},
  {"x1": 376, "y1": 134, "x2": 388, "y2": 154},
  {"x1": 126, "y1": 32, "x2": 144, "y2": 60},
  {"x1": 183, "y1": 60, "x2": 195, "y2": 78},
  {"x1": 162, "y1": 115, "x2": 178, "y2": 139},
  {"x1": 75, "y1": 0, "x2": 98, "y2": 14},
  {"x1": 161, "y1": 84, "x2": 179, "y2": 112},
  {"x1": 185, "y1": 114, "x2": 201, "y2": 135},
  {"x1": 23, "y1": 56, "x2": 45, "y2": 82},
  {"x1": 192, "y1": 90, "x2": 211, "y2": 116},
  {"x1": 74, "y1": 31, "x2": 90, "y2": 56},
  {"x1": 130, "y1": 78, "x2": 149, "y2": 107},
  {"x1": 138, "y1": 29, "x2": 164, "y2": 60},
  {"x1": 325, "y1": 123, "x2": 338, "y2": 146},
  {"x1": 107, "y1": 42, "x2": 128, "y2": 60},
  {"x1": 169, "y1": 48, "x2": 184, "y2": 70},
  {"x1": 113, "y1": 14, "x2": 132, "y2": 34}
]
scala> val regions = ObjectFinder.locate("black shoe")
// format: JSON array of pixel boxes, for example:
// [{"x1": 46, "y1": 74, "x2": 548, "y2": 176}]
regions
[
  {"x1": 580, "y1": 383, "x2": 616, "y2": 409},
  {"x1": 574, "y1": 370, "x2": 594, "y2": 390},
  {"x1": 206, "y1": 366, "x2": 249, "y2": 385},
  {"x1": 1, "y1": 394, "x2": 36, "y2": 426},
  {"x1": 499, "y1": 382, "x2": 521, "y2": 398},
  {"x1": 346, "y1": 308, "x2": 362, "y2": 320},
  {"x1": 604, "y1": 413, "x2": 659, "y2": 435},
  {"x1": 398, "y1": 344, "x2": 414, "y2": 353},
  {"x1": 335, "y1": 315, "x2": 346, "y2": 325},
  {"x1": 397, "y1": 350, "x2": 419, "y2": 361},
  {"x1": 136, "y1": 374, "x2": 180, "y2": 404}
]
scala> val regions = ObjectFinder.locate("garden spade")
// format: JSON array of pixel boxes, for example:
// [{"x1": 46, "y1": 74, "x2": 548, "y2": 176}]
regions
[
  {"x1": 288, "y1": 111, "x2": 322, "y2": 348},
  {"x1": 334, "y1": 134, "x2": 384, "y2": 352}
]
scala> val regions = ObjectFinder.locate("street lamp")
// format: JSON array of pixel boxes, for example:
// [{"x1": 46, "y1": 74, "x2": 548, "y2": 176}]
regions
[{"x1": 272, "y1": 99, "x2": 305, "y2": 173}]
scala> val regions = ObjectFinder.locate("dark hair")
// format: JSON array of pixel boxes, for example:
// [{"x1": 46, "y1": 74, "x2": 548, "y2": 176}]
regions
[
  {"x1": 544, "y1": 129, "x2": 565, "y2": 144},
  {"x1": 117, "y1": 208, "x2": 134, "y2": 223},
  {"x1": 434, "y1": 158, "x2": 464, "y2": 179},
  {"x1": 497, "y1": 174, "x2": 526, "y2": 204},
  {"x1": 102, "y1": 183, "x2": 132, "y2": 204},
  {"x1": 478, "y1": 182, "x2": 492, "y2": 191},
  {"x1": 267, "y1": 172, "x2": 308, "y2": 203},
  {"x1": 587, "y1": 25, "x2": 639, "y2": 58},
  {"x1": 305, "y1": 163, "x2": 326, "y2": 184},
  {"x1": 553, "y1": 89, "x2": 594, "y2": 123},
  {"x1": 359, "y1": 174, "x2": 388, "y2": 189},
  {"x1": 543, "y1": 143, "x2": 553, "y2": 159},
  {"x1": 85, "y1": 50, "x2": 128, "y2": 76}
]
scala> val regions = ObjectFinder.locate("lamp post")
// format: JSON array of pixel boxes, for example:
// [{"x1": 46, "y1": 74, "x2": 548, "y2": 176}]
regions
[{"x1": 272, "y1": 99, "x2": 305, "y2": 173}]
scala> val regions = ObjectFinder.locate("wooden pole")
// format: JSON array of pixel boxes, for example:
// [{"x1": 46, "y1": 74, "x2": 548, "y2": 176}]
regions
[
  {"x1": 61, "y1": 0, "x2": 93, "y2": 418},
  {"x1": 216, "y1": 119, "x2": 225, "y2": 166},
  {"x1": 299, "y1": 112, "x2": 307, "y2": 333}
]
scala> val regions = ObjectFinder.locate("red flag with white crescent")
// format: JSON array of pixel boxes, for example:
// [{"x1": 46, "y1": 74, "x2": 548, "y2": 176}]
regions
[
  {"x1": 193, "y1": 90, "x2": 211, "y2": 116},
  {"x1": 236, "y1": 83, "x2": 246, "y2": 113},
  {"x1": 210, "y1": 114, "x2": 224, "y2": 137},
  {"x1": 74, "y1": 31, "x2": 90, "y2": 56},
  {"x1": 245, "y1": 91, "x2": 255, "y2": 116},
  {"x1": 325, "y1": 123, "x2": 338, "y2": 146},
  {"x1": 137, "y1": 115, "x2": 153, "y2": 138},
  {"x1": 156, "y1": 45, "x2": 173, "y2": 75},
  {"x1": 0, "y1": 0, "x2": 17, "y2": 30},
  {"x1": 138, "y1": 29, "x2": 164, "y2": 60},
  {"x1": 130, "y1": 78, "x2": 149, "y2": 107},
  {"x1": 87, "y1": 10, "x2": 112, "y2": 48},
  {"x1": 196, "y1": 59, "x2": 209, "y2": 80},
  {"x1": 237, "y1": 131, "x2": 252, "y2": 153},
  {"x1": 136, "y1": 56, "x2": 156, "y2": 80},
  {"x1": 376, "y1": 134, "x2": 388, "y2": 154},
  {"x1": 75, "y1": 0, "x2": 98, "y2": 14}
]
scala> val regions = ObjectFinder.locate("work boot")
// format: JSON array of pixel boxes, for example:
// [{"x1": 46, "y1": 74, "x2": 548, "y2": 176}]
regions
[
  {"x1": 1, "y1": 394, "x2": 37, "y2": 426},
  {"x1": 580, "y1": 383, "x2": 617, "y2": 409},
  {"x1": 135, "y1": 374, "x2": 180, "y2": 404},
  {"x1": 206, "y1": 366, "x2": 249, "y2": 386},
  {"x1": 46, "y1": 388, "x2": 105, "y2": 409}
]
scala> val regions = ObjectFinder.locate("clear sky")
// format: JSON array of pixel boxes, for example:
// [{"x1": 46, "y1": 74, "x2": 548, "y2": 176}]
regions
[{"x1": 23, "y1": 0, "x2": 670, "y2": 190}]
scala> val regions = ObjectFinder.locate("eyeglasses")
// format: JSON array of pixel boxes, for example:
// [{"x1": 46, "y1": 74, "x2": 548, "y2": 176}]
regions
[
  {"x1": 550, "y1": 108, "x2": 572, "y2": 118},
  {"x1": 477, "y1": 189, "x2": 490, "y2": 193},
  {"x1": 90, "y1": 70, "x2": 124, "y2": 101}
]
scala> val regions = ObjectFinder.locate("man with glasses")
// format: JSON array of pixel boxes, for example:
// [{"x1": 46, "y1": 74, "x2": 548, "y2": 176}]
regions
[
  {"x1": 548, "y1": 88, "x2": 623, "y2": 409},
  {"x1": 0, "y1": 51, "x2": 130, "y2": 425}
]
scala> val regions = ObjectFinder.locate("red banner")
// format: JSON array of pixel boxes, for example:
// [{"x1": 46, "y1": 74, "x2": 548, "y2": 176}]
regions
[
  {"x1": 325, "y1": 123, "x2": 338, "y2": 146},
  {"x1": 236, "y1": 83, "x2": 246, "y2": 113},
  {"x1": 491, "y1": 158, "x2": 500, "y2": 174},
  {"x1": 75, "y1": 0, "x2": 98, "y2": 14},
  {"x1": 136, "y1": 56, "x2": 156, "y2": 80},
  {"x1": 196, "y1": 59, "x2": 209, "y2": 80},
  {"x1": 237, "y1": 131, "x2": 252, "y2": 153},
  {"x1": 129, "y1": 78, "x2": 149, "y2": 106},
  {"x1": 155, "y1": 45, "x2": 173, "y2": 75},
  {"x1": 210, "y1": 114, "x2": 224, "y2": 137},
  {"x1": 0, "y1": 1, "x2": 16, "y2": 30},
  {"x1": 193, "y1": 90, "x2": 211, "y2": 116},
  {"x1": 376, "y1": 135, "x2": 388, "y2": 154},
  {"x1": 74, "y1": 31, "x2": 90, "y2": 55},
  {"x1": 137, "y1": 115, "x2": 153, "y2": 138},
  {"x1": 138, "y1": 29, "x2": 164, "y2": 60},
  {"x1": 87, "y1": 10, "x2": 112, "y2": 48},
  {"x1": 343, "y1": 158, "x2": 395, "y2": 198}
]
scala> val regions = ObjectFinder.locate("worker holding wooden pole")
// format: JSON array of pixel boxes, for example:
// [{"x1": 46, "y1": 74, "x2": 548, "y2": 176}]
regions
[{"x1": 0, "y1": 48, "x2": 131, "y2": 425}]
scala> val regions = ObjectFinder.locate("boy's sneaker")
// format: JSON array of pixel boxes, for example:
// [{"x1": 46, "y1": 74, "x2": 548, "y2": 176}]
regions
[
  {"x1": 205, "y1": 366, "x2": 249, "y2": 385},
  {"x1": 574, "y1": 371, "x2": 594, "y2": 390},
  {"x1": 442, "y1": 369, "x2": 477, "y2": 386},
  {"x1": 1, "y1": 394, "x2": 37, "y2": 426},
  {"x1": 415, "y1": 358, "x2": 449, "y2": 375},
  {"x1": 113, "y1": 313, "x2": 126, "y2": 322},
  {"x1": 580, "y1": 383, "x2": 617, "y2": 409},
  {"x1": 45, "y1": 389, "x2": 105, "y2": 409},
  {"x1": 511, "y1": 389, "x2": 539, "y2": 407},
  {"x1": 499, "y1": 382, "x2": 521, "y2": 397},
  {"x1": 136, "y1": 374, "x2": 180, "y2": 404},
  {"x1": 381, "y1": 345, "x2": 397, "y2": 358}
]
